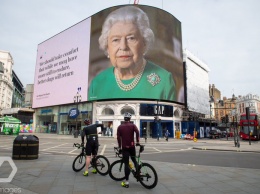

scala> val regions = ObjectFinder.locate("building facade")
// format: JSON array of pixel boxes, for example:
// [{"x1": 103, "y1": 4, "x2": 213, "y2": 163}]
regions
[
  {"x1": 32, "y1": 100, "x2": 183, "y2": 138},
  {"x1": 0, "y1": 50, "x2": 14, "y2": 114},
  {"x1": 183, "y1": 49, "x2": 210, "y2": 116},
  {"x1": 32, "y1": 49, "x2": 211, "y2": 138},
  {"x1": 216, "y1": 95, "x2": 237, "y2": 125},
  {"x1": 209, "y1": 84, "x2": 221, "y2": 101},
  {"x1": 12, "y1": 70, "x2": 24, "y2": 108},
  {"x1": 236, "y1": 93, "x2": 260, "y2": 121},
  {"x1": 24, "y1": 84, "x2": 34, "y2": 108}
]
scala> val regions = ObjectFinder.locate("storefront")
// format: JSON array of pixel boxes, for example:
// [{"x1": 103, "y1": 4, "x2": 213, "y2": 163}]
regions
[
  {"x1": 93, "y1": 100, "x2": 183, "y2": 138},
  {"x1": 33, "y1": 103, "x2": 92, "y2": 134},
  {"x1": 140, "y1": 120, "x2": 174, "y2": 138},
  {"x1": 33, "y1": 100, "x2": 183, "y2": 138}
]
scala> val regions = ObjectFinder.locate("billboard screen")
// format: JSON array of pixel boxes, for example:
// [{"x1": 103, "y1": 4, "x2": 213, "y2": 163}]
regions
[{"x1": 33, "y1": 5, "x2": 184, "y2": 108}]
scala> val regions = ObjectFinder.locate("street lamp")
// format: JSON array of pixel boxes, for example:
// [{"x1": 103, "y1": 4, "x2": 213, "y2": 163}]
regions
[
  {"x1": 209, "y1": 96, "x2": 214, "y2": 130},
  {"x1": 73, "y1": 89, "x2": 82, "y2": 138},
  {"x1": 246, "y1": 106, "x2": 251, "y2": 145},
  {"x1": 224, "y1": 94, "x2": 236, "y2": 141},
  {"x1": 232, "y1": 109, "x2": 240, "y2": 148},
  {"x1": 154, "y1": 100, "x2": 161, "y2": 141}
]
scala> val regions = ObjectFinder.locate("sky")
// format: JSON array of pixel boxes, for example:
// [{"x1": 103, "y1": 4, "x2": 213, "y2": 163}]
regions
[{"x1": 1, "y1": 0, "x2": 259, "y2": 99}]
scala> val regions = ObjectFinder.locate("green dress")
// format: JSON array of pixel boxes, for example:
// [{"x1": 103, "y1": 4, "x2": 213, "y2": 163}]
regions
[{"x1": 88, "y1": 61, "x2": 176, "y2": 101}]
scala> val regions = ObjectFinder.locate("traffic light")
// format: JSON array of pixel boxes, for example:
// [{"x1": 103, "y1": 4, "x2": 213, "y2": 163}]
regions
[
  {"x1": 154, "y1": 116, "x2": 161, "y2": 122},
  {"x1": 188, "y1": 113, "x2": 193, "y2": 121},
  {"x1": 246, "y1": 107, "x2": 250, "y2": 120},
  {"x1": 221, "y1": 117, "x2": 225, "y2": 123},
  {"x1": 225, "y1": 114, "x2": 229, "y2": 123}
]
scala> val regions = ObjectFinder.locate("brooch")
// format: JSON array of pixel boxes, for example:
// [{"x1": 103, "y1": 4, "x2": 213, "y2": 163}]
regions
[{"x1": 147, "y1": 73, "x2": 161, "y2": 86}]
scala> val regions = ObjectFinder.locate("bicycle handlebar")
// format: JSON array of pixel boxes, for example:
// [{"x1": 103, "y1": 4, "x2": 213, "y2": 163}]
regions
[
  {"x1": 73, "y1": 143, "x2": 83, "y2": 149},
  {"x1": 114, "y1": 147, "x2": 122, "y2": 158},
  {"x1": 113, "y1": 144, "x2": 145, "y2": 157}
]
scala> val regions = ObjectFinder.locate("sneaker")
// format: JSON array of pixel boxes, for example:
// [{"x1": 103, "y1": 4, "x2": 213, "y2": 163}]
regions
[
  {"x1": 91, "y1": 169, "x2": 97, "y2": 174},
  {"x1": 83, "y1": 171, "x2": 88, "y2": 176},
  {"x1": 121, "y1": 181, "x2": 129, "y2": 188}
]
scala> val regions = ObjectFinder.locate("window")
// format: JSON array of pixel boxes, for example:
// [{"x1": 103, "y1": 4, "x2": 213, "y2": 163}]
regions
[
  {"x1": 173, "y1": 110, "x2": 180, "y2": 117},
  {"x1": 101, "y1": 108, "x2": 114, "y2": 115},
  {"x1": 121, "y1": 107, "x2": 135, "y2": 115}
]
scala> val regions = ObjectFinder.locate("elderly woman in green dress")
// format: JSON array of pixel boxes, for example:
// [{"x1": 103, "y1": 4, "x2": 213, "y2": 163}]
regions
[{"x1": 88, "y1": 6, "x2": 176, "y2": 101}]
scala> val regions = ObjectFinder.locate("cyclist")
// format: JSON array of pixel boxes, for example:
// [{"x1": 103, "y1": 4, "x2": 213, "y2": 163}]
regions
[
  {"x1": 117, "y1": 112, "x2": 140, "y2": 188},
  {"x1": 81, "y1": 119, "x2": 104, "y2": 176}
]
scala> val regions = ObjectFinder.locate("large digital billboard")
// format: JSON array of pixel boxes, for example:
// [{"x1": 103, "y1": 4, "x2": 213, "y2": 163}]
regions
[{"x1": 33, "y1": 5, "x2": 184, "y2": 108}]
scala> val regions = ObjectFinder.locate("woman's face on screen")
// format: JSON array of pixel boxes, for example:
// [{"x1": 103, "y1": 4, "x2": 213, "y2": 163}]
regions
[{"x1": 107, "y1": 21, "x2": 146, "y2": 70}]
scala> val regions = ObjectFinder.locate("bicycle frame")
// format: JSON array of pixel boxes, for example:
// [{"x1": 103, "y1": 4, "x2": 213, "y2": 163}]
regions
[
  {"x1": 73, "y1": 143, "x2": 95, "y2": 169},
  {"x1": 110, "y1": 144, "x2": 158, "y2": 189},
  {"x1": 114, "y1": 145, "x2": 145, "y2": 179},
  {"x1": 72, "y1": 143, "x2": 110, "y2": 175}
]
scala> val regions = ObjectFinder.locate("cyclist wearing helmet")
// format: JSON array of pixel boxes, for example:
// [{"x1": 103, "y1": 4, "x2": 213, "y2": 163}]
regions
[
  {"x1": 117, "y1": 112, "x2": 140, "y2": 188},
  {"x1": 81, "y1": 119, "x2": 104, "y2": 176}
]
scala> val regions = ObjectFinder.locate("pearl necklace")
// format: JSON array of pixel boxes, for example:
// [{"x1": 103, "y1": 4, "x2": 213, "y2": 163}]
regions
[{"x1": 115, "y1": 61, "x2": 146, "y2": 91}]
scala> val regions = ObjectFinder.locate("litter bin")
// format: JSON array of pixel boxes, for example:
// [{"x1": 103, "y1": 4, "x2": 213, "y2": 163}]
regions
[{"x1": 12, "y1": 135, "x2": 39, "y2": 160}]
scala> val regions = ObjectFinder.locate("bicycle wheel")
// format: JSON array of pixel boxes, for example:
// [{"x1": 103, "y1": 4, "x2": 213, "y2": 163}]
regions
[
  {"x1": 109, "y1": 160, "x2": 125, "y2": 181},
  {"x1": 72, "y1": 154, "x2": 86, "y2": 172},
  {"x1": 139, "y1": 163, "x2": 158, "y2": 189},
  {"x1": 95, "y1": 155, "x2": 110, "y2": 176}
]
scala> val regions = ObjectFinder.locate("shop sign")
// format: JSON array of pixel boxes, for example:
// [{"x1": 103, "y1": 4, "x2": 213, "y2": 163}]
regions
[
  {"x1": 41, "y1": 109, "x2": 52, "y2": 114},
  {"x1": 68, "y1": 108, "x2": 79, "y2": 119},
  {"x1": 140, "y1": 104, "x2": 173, "y2": 117}
]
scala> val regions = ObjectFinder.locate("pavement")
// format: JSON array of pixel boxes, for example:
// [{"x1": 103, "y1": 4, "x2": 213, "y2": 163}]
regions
[{"x1": 0, "y1": 133, "x2": 260, "y2": 194}]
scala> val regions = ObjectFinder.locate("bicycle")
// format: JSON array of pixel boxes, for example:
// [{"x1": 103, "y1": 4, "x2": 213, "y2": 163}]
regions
[
  {"x1": 109, "y1": 144, "x2": 158, "y2": 189},
  {"x1": 72, "y1": 143, "x2": 110, "y2": 176}
]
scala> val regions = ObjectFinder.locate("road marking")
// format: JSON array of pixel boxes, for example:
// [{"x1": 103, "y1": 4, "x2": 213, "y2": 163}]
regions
[
  {"x1": 100, "y1": 144, "x2": 106, "y2": 155},
  {"x1": 0, "y1": 147, "x2": 12, "y2": 150},
  {"x1": 68, "y1": 148, "x2": 78, "y2": 154},
  {"x1": 153, "y1": 147, "x2": 162, "y2": 152},
  {"x1": 41, "y1": 142, "x2": 52, "y2": 145},
  {"x1": 0, "y1": 145, "x2": 12, "y2": 148},
  {"x1": 42, "y1": 143, "x2": 68, "y2": 151}
]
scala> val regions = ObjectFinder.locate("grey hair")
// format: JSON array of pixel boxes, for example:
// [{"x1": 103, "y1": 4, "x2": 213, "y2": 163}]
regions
[{"x1": 98, "y1": 6, "x2": 154, "y2": 55}]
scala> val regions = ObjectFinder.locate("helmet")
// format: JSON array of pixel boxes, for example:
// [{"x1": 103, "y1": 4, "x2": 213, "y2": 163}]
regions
[
  {"x1": 84, "y1": 118, "x2": 91, "y2": 125},
  {"x1": 124, "y1": 112, "x2": 132, "y2": 119}
]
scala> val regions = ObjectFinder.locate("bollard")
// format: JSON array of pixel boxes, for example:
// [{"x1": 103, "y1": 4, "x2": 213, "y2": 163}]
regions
[{"x1": 74, "y1": 130, "x2": 78, "y2": 138}]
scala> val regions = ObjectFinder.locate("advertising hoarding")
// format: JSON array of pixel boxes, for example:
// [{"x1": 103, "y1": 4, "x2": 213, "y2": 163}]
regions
[
  {"x1": 185, "y1": 50, "x2": 210, "y2": 115},
  {"x1": 33, "y1": 5, "x2": 184, "y2": 108}
]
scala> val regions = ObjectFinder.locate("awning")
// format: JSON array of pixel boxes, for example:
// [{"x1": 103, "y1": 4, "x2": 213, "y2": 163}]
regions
[{"x1": 0, "y1": 116, "x2": 21, "y2": 124}]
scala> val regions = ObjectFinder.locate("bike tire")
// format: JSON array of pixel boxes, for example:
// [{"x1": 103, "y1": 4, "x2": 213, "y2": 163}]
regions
[
  {"x1": 139, "y1": 163, "x2": 158, "y2": 189},
  {"x1": 95, "y1": 155, "x2": 110, "y2": 176},
  {"x1": 109, "y1": 160, "x2": 125, "y2": 181},
  {"x1": 72, "y1": 154, "x2": 86, "y2": 172}
]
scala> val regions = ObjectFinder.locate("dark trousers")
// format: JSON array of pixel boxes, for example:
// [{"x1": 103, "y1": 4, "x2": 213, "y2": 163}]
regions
[{"x1": 122, "y1": 147, "x2": 137, "y2": 181}]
